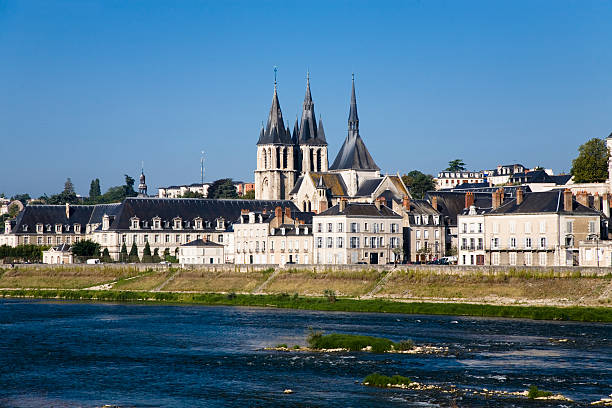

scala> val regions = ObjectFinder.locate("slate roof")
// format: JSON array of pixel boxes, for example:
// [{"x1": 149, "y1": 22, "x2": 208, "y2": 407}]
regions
[
  {"x1": 508, "y1": 169, "x2": 568, "y2": 184},
  {"x1": 488, "y1": 191, "x2": 601, "y2": 215},
  {"x1": 425, "y1": 191, "x2": 495, "y2": 227},
  {"x1": 257, "y1": 87, "x2": 292, "y2": 145},
  {"x1": 48, "y1": 243, "x2": 72, "y2": 252},
  {"x1": 89, "y1": 203, "x2": 122, "y2": 225},
  {"x1": 181, "y1": 239, "x2": 224, "y2": 247},
  {"x1": 270, "y1": 224, "x2": 312, "y2": 236},
  {"x1": 329, "y1": 133, "x2": 379, "y2": 171},
  {"x1": 298, "y1": 78, "x2": 327, "y2": 146},
  {"x1": 356, "y1": 178, "x2": 382, "y2": 196},
  {"x1": 318, "y1": 202, "x2": 401, "y2": 218},
  {"x1": 12, "y1": 205, "x2": 94, "y2": 234},
  {"x1": 110, "y1": 198, "x2": 298, "y2": 231},
  {"x1": 444, "y1": 185, "x2": 532, "y2": 196}
]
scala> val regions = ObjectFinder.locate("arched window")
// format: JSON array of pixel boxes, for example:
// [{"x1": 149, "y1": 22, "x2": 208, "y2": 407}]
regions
[
  {"x1": 263, "y1": 149, "x2": 268, "y2": 169},
  {"x1": 276, "y1": 148, "x2": 280, "y2": 169},
  {"x1": 283, "y1": 147, "x2": 288, "y2": 169},
  {"x1": 316, "y1": 149, "x2": 322, "y2": 172},
  {"x1": 309, "y1": 149, "x2": 314, "y2": 172}
]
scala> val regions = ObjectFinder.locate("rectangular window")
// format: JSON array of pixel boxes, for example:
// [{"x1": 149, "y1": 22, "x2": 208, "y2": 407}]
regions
[
  {"x1": 525, "y1": 252, "x2": 532, "y2": 266},
  {"x1": 391, "y1": 223, "x2": 398, "y2": 233},
  {"x1": 350, "y1": 223, "x2": 358, "y2": 233},
  {"x1": 317, "y1": 238, "x2": 323, "y2": 249},
  {"x1": 327, "y1": 223, "x2": 333, "y2": 233},
  {"x1": 37, "y1": 236, "x2": 43, "y2": 244},
  {"x1": 509, "y1": 252, "x2": 517, "y2": 266},
  {"x1": 525, "y1": 237, "x2": 532, "y2": 249},
  {"x1": 540, "y1": 237, "x2": 546, "y2": 249},
  {"x1": 478, "y1": 223, "x2": 483, "y2": 233},
  {"x1": 539, "y1": 252, "x2": 547, "y2": 266},
  {"x1": 416, "y1": 230, "x2": 421, "y2": 239},
  {"x1": 176, "y1": 234, "x2": 181, "y2": 243},
  {"x1": 493, "y1": 223, "x2": 499, "y2": 233},
  {"x1": 424, "y1": 230, "x2": 429, "y2": 240},
  {"x1": 327, "y1": 237, "x2": 333, "y2": 248},
  {"x1": 364, "y1": 222, "x2": 369, "y2": 231},
  {"x1": 525, "y1": 222, "x2": 532, "y2": 234},
  {"x1": 24, "y1": 236, "x2": 30, "y2": 244},
  {"x1": 566, "y1": 221, "x2": 573, "y2": 233},
  {"x1": 337, "y1": 237, "x2": 343, "y2": 248},
  {"x1": 510, "y1": 237, "x2": 516, "y2": 249},
  {"x1": 491, "y1": 238, "x2": 499, "y2": 249},
  {"x1": 317, "y1": 223, "x2": 322, "y2": 233},
  {"x1": 589, "y1": 221, "x2": 596, "y2": 234},
  {"x1": 165, "y1": 234, "x2": 170, "y2": 243},
  {"x1": 434, "y1": 230, "x2": 440, "y2": 239},
  {"x1": 218, "y1": 234, "x2": 223, "y2": 243},
  {"x1": 462, "y1": 223, "x2": 467, "y2": 233},
  {"x1": 144, "y1": 235, "x2": 148, "y2": 243},
  {"x1": 492, "y1": 252, "x2": 500, "y2": 266},
  {"x1": 337, "y1": 223, "x2": 343, "y2": 233},
  {"x1": 509, "y1": 222, "x2": 516, "y2": 234}
]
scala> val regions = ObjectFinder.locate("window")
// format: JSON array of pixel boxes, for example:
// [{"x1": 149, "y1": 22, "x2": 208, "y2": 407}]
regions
[
  {"x1": 364, "y1": 222, "x2": 369, "y2": 231},
  {"x1": 540, "y1": 237, "x2": 547, "y2": 249},
  {"x1": 350, "y1": 223, "x2": 358, "y2": 233},
  {"x1": 477, "y1": 238, "x2": 483, "y2": 250},
  {"x1": 176, "y1": 234, "x2": 181, "y2": 243},
  {"x1": 327, "y1": 223, "x2": 333, "y2": 233},
  {"x1": 461, "y1": 238, "x2": 467, "y2": 250},
  {"x1": 55, "y1": 224, "x2": 62, "y2": 233},
  {"x1": 144, "y1": 235, "x2": 148, "y2": 243},
  {"x1": 165, "y1": 234, "x2": 170, "y2": 243},
  {"x1": 509, "y1": 222, "x2": 516, "y2": 234},
  {"x1": 491, "y1": 238, "x2": 499, "y2": 249},
  {"x1": 416, "y1": 241, "x2": 421, "y2": 251},
  {"x1": 317, "y1": 238, "x2": 323, "y2": 248},
  {"x1": 337, "y1": 223, "x2": 343, "y2": 232},
  {"x1": 434, "y1": 230, "x2": 440, "y2": 239},
  {"x1": 589, "y1": 221, "x2": 597, "y2": 234},
  {"x1": 478, "y1": 223, "x2": 483, "y2": 233},
  {"x1": 37, "y1": 236, "x2": 43, "y2": 244},
  {"x1": 492, "y1": 252, "x2": 500, "y2": 266},
  {"x1": 416, "y1": 230, "x2": 421, "y2": 239},
  {"x1": 391, "y1": 223, "x2": 398, "y2": 233},
  {"x1": 525, "y1": 252, "x2": 532, "y2": 266},
  {"x1": 540, "y1": 221, "x2": 546, "y2": 233},
  {"x1": 539, "y1": 252, "x2": 547, "y2": 266},
  {"x1": 462, "y1": 223, "x2": 467, "y2": 233},
  {"x1": 371, "y1": 237, "x2": 378, "y2": 248},
  {"x1": 36, "y1": 224, "x2": 43, "y2": 233},
  {"x1": 566, "y1": 221, "x2": 573, "y2": 233},
  {"x1": 373, "y1": 223, "x2": 379, "y2": 233},
  {"x1": 317, "y1": 223, "x2": 322, "y2": 233},
  {"x1": 337, "y1": 237, "x2": 344, "y2": 248},
  {"x1": 327, "y1": 237, "x2": 333, "y2": 248},
  {"x1": 186, "y1": 234, "x2": 190, "y2": 243},
  {"x1": 47, "y1": 237, "x2": 52, "y2": 245},
  {"x1": 525, "y1": 237, "x2": 532, "y2": 249},
  {"x1": 510, "y1": 237, "x2": 516, "y2": 249},
  {"x1": 424, "y1": 230, "x2": 429, "y2": 240},
  {"x1": 493, "y1": 223, "x2": 499, "y2": 233},
  {"x1": 24, "y1": 236, "x2": 30, "y2": 244},
  {"x1": 218, "y1": 234, "x2": 223, "y2": 243},
  {"x1": 509, "y1": 252, "x2": 517, "y2": 266},
  {"x1": 131, "y1": 219, "x2": 139, "y2": 229}
]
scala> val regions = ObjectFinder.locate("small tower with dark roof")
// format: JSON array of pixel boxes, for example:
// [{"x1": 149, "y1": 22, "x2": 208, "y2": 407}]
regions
[
  {"x1": 297, "y1": 72, "x2": 328, "y2": 175},
  {"x1": 254, "y1": 69, "x2": 298, "y2": 200},
  {"x1": 138, "y1": 165, "x2": 148, "y2": 197}
]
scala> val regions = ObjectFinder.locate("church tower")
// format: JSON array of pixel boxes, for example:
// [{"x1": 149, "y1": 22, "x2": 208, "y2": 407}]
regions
[
  {"x1": 297, "y1": 73, "x2": 328, "y2": 176},
  {"x1": 254, "y1": 74, "x2": 297, "y2": 200},
  {"x1": 138, "y1": 165, "x2": 148, "y2": 197}
]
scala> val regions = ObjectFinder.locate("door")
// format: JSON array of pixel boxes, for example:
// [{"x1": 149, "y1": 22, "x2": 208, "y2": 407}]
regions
[
  {"x1": 476, "y1": 255, "x2": 484, "y2": 265},
  {"x1": 370, "y1": 252, "x2": 379, "y2": 265}
]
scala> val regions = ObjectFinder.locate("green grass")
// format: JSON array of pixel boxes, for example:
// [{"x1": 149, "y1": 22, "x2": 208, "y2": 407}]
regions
[
  {"x1": 363, "y1": 373, "x2": 412, "y2": 388},
  {"x1": 527, "y1": 385, "x2": 553, "y2": 399},
  {"x1": 1, "y1": 289, "x2": 611, "y2": 322},
  {"x1": 307, "y1": 332, "x2": 396, "y2": 352}
]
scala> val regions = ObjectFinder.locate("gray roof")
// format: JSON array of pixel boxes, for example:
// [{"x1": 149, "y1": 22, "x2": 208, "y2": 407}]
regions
[
  {"x1": 489, "y1": 191, "x2": 601, "y2": 215},
  {"x1": 12, "y1": 205, "x2": 94, "y2": 234},
  {"x1": 257, "y1": 87, "x2": 292, "y2": 145},
  {"x1": 181, "y1": 239, "x2": 224, "y2": 247},
  {"x1": 298, "y1": 78, "x2": 327, "y2": 146},
  {"x1": 318, "y1": 202, "x2": 401, "y2": 218}
]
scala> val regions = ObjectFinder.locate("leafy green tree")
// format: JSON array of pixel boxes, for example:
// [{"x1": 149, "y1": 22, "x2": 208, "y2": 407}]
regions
[
  {"x1": 401, "y1": 171, "x2": 435, "y2": 199},
  {"x1": 64, "y1": 178, "x2": 75, "y2": 194},
  {"x1": 11, "y1": 194, "x2": 30, "y2": 205},
  {"x1": 71, "y1": 239, "x2": 100, "y2": 261},
  {"x1": 445, "y1": 159, "x2": 466, "y2": 172},
  {"x1": 0, "y1": 244, "x2": 47, "y2": 262},
  {"x1": 571, "y1": 138, "x2": 609, "y2": 183},
  {"x1": 7, "y1": 203, "x2": 21, "y2": 218},
  {"x1": 119, "y1": 243, "x2": 129, "y2": 263},
  {"x1": 240, "y1": 190, "x2": 255, "y2": 199},
  {"x1": 152, "y1": 248, "x2": 161, "y2": 263},
  {"x1": 101, "y1": 248, "x2": 112, "y2": 263},
  {"x1": 142, "y1": 242, "x2": 153, "y2": 263},
  {"x1": 163, "y1": 248, "x2": 170, "y2": 259},
  {"x1": 124, "y1": 174, "x2": 137, "y2": 197},
  {"x1": 46, "y1": 190, "x2": 79, "y2": 205},
  {"x1": 89, "y1": 178, "x2": 101, "y2": 199},
  {"x1": 208, "y1": 178, "x2": 238, "y2": 199},
  {"x1": 128, "y1": 242, "x2": 140, "y2": 263}
]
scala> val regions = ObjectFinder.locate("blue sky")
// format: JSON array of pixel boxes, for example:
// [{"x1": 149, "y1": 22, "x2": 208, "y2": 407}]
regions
[{"x1": 1, "y1": 0, "x2": 611, "y2": 198}]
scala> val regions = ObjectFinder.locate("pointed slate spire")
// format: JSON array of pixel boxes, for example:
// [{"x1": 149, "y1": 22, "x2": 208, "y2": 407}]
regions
[
  {"x1": 298, "y1": 72, "x2": 326, "y2": 146},
  {"x1": 316, "y1": 175, "x2": 326, "y2": 189},
  {"x1": 292, "y1": 116, "x2": 300, "y2": 144},
  {"x1": 329, "y1": 76, "x2": 379, "y2": 171},
  {"x1": 257, "y1": 71, "x2": 292, "y2": 145},
  {"x1": 348, "y1": 73, "x2": 359, "y2": 131},
  {"x1": 317, "y1": 116, "x2": 326, "y2": 143}
]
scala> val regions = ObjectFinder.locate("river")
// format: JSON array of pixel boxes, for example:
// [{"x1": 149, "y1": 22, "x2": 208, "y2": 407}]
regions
[{"x1": 0, "y1": 299, "x2": 610, "y2": 407}]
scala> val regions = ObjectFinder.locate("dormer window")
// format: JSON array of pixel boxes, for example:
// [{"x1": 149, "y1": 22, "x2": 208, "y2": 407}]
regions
[
  {"x1": 130, "y1": 217, "x2": 140, "y2": 230},
  {"x1": 423, "y1": 215, "x2": 429, "y2": 224},
  {"x1": 46, "y1": 224, "x2": 52, "y2": 232},
  {"x1": 102, "y1": 215, "x2": 110, "y2": 230},
  {"x1": 36, "y1": 224, "x2": 43, "y2": 234},
  {"x1": 281, "y1": 227, "x2": 286, "y2": 235},
  {"x1": 173, "y1": 217, "x2": 182, "y2": 230},
  {"x1": 55, "y1": 224, "x2": 62, "y2": 234},
  {"x1": 65, "y1": 225, "x2": 70, "y2": 232},
  {"x1": 74, "y1": 224, "x2": 81, "y2": 234},
  {"x1": 153, "y1": 217, "x2": 161, "y2": 230},
  {"x1": 22, "y1": 225, "x2": 28, "y2": 232},
  {"x1": 216, "y1": 218, "x2": 225, "y2": 230},
  {"x1": 194, "y1": 218, "x2": 202, "y2": 229}
]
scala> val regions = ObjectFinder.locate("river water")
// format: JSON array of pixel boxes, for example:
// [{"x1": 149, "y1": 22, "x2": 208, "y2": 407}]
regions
[{"x1": 0, "y1": 299, "x2": 610, "y2": 407}]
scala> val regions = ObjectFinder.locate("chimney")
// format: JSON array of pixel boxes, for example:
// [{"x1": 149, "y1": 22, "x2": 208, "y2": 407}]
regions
[
  {"x1": 498, "y1": 188, "x2": 505, "y2": 203},
  {"x1": 465, "y1": 192, "x2": 474, "y2": 209},
  {"x1": 576, "y1": 191, "x2": 588, "y2": 207},
  {"x1": 379, "y1": 196, "x2": 386, "y2": 208},
  {"x1": 594, "y1": 193, "x2": 601, "y2": 211},
  {"x1": 491, "y1": 190, "x2": 500, "y2": 210},
  {"x1": 285, "y1": 207, "x2": 291, "y2": 221},
  {"x1": 604, "y1": 194, "x2": 610, "y2": 218},
  {"x1": 431, "y1": 196, "x2": 438, "y2": 211},
  {"x1": 563, "y1": 189, "x2": 573, "y2": 212},
  {"x1": 65, "y1": 202, "x2": 70, "y2": 219},
  {"x1": 262, "y1": 208, "x2": 267, "y2": 214},
  {"x1": 319, "y1": 200, "x2": 328, "y2": 213},
  {"x1": 375, "y1": 198, "x2": 382, "y2": 211},
  {"x1": 402, "y1": 195, "x2": 411, "y2": 211},
  {"x1": 275, "y1": 206, "x2": 282, "y2": 219},
  {"x1": 339, "y1": 198, "x2": 347, "y2": 212},
  {"x1": 241, "y1": 209, "x2": 249, "y2": 215},
  {"x1": 516, "y1": 188, "x2": 524, "y2": 206}
]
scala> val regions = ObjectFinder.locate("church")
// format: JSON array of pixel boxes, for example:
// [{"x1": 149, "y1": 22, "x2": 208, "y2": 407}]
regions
[{"x1": 254, "y1": 75, "x2": 409, "y2": 212}]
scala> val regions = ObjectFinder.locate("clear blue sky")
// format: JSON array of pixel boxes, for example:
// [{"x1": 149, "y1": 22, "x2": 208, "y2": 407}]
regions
[{"x1": 1, "y1": 0, "x2": 611, "y2": 198}]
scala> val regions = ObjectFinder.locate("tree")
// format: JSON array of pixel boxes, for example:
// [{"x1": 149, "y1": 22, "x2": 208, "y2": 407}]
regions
[
  {"x1": 446, "y1": 159, "x2": 466, "y2": 172},
  {"x1": 119, "y1": 243, "x2": 129, "y2": 263},
  {"x1": 152, "y1": 248, "x2": 161, "y2": 263},
  {"x1": 128, "y1": 242, "x2": 140, "y2": 263},
  {"x1": 208, "y1": 178, "x2": 238, "y2": 199},
  {"x1": 124, "y1": 174, "x2": 137, "y2": 197},
  {"x1": 401, "y1": 171, "x2": 435, "y2": 199},
  {"x1": 71, "y1": 239, "x2": 100, "y2": 261},
  {"x1": 64, "y1": 178, "x2": 75, "y2": 194},
  {"x1": 7, "y1": 203, "x2": 20, "y2": 218},
  {"x1": 142, "y1": 242, "x2": 153, "y2": 263},
  {"x1": 101, "y1": 248, "x2": 112, "y2": 263},
  {"x1": 11, "y1": 194, "x2": 30, "y2": 205},
  {"x1": 180, "y1": 191, "x2": 205, "y2": 198},
  {"x1": 240, "y1": 190, "x2": 255, "y2": 199},
  {"x1": 89, "y1": 179, "x2": 101, "y2": 199},
  {"x1": 571, "y1": 138, "x2": 609, "y2": 183}
]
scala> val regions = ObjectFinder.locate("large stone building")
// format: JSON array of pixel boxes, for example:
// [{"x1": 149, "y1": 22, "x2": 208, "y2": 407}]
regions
[{"x1": 255, "y1": 75, "x2": 409, "y2": 210}]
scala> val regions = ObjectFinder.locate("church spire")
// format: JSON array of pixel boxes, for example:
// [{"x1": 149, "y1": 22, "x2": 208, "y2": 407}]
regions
[
  {"x1": 298, "y1": 71, "x2": 326, "y2": 146},
  {"x1": 257, "y1": 68, "x2": 292, "y2": 145},
  {"x1": 348, "y1": 73, "x2": 359, "y2": 131}
]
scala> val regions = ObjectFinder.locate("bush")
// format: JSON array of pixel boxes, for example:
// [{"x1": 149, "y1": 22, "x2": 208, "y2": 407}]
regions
[
  {"x1": 527, "y1": 385, "x2": 553, "y2": 399},
  {"x1": 226, "y1": 292, "x2": 237, "y2": 300},
  {"x1": 394, "y1": 339, "x2": 415, "y2": 351},
  {"x1": 307, "y1": 333, "x2": 395, "y2": 353},
  {"x1": 323, "y1": 289, "x2": 336, "y2": 303},
  {"x1": 276, "y1": 343, "x2": 288, "y2": 349},
  {"x1": 363, "y1": 373, "x2": 411, "y2": 388}
]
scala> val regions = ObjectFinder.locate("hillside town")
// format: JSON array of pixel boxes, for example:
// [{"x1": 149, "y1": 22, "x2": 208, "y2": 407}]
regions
[{"x1": 2, "y1": 77, "x2": 612, "y2": 268}]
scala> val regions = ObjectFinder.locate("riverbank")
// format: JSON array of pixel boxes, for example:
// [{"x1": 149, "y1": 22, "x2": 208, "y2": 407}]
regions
[
  {"x1": 1, "y1": 264, "x2": 611, "y2": 321},
  {"x1": 2, "y1": 288, "x2": 612, "y2": 322}
]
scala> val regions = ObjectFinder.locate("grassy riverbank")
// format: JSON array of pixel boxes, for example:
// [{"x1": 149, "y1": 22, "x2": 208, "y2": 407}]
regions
[{"x1": 2, "y1": 289, "x2": 611, "y2": 322}]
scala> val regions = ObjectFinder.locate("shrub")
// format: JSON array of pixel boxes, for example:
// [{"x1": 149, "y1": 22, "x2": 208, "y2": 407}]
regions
[
  {"x1": 293, "y1": 345, "x2": 300, "y2": 349},
  {"x1": 363, "y1": 373, "x2": 411, "y2": 388},
  {"x1": 226, "y1": 292, "x2": 237, "y2": 300},
  {"x1": 307, "y1": 333, "x2": 395, "y2": 353},
  {"x1": 394, "y1": 339, "x2": 415, "y2": 351},
  {"x1": 323, "y1": 289, "x2": 337, "y2": 303},
  {"x1": 276, "y1": 343, "x2": 288, "y2": 349},
  {"x1": 527, "y1": 385, "x2": 553, "y2": 399}
]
